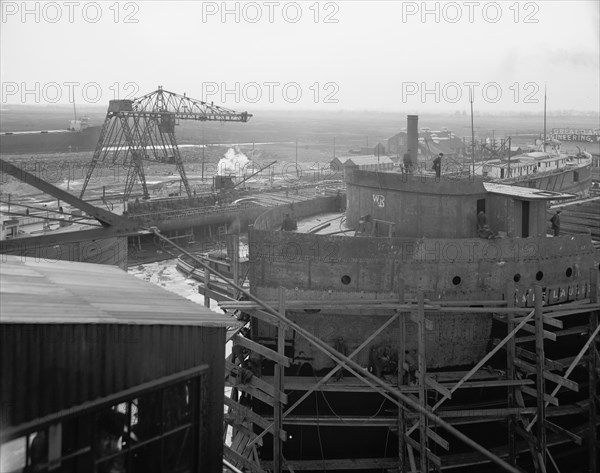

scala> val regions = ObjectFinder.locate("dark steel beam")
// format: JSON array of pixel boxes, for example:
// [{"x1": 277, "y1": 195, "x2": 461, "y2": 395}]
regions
[
  {"x1": 1, "y1": 158, "x2": 128, "y2": 228},
  {"x1": 0, "y1": 227, "x2": 147, "y2": 253}
]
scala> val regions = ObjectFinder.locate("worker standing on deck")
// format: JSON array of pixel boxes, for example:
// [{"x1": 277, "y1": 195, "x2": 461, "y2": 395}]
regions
[
  {"x1": 477, "y1": 211, "x2": 494, "y2": 239},
  {"x1": 334, "y1": 190, "x2": 343, "y2": 212},
  {"x1": 550, "y1": 210, "x2": 561, "y2": 236},
  {"x1": 432, "y1": 153, "x2": 443, "y2": 178},
  {"x1": 477, "y1": 211, "x2": 488, "y2": 228},
  {"x1": 281, "y1": 213, "x2": 297, "y2": 231}
]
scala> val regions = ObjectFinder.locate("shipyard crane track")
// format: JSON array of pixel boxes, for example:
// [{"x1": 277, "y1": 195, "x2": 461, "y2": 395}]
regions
[{"x1": 79, "y1": 86, "x2": 252, "y2": 202}]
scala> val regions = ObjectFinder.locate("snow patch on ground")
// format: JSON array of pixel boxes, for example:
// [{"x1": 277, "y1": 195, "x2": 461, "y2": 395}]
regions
[{"x1": 128, "y1": 258, "x2": 221, "y2": 311}]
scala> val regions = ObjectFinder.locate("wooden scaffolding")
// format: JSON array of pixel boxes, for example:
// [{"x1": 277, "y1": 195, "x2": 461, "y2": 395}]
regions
[{"x1": 153, "y1": 231, "x2": 599, "y2": 473}]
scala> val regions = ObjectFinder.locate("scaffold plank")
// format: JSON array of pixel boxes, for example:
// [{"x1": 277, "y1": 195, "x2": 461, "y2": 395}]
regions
[
  {"x1": 425, "y1": 376, "x2": 452, "y2": 398},
  {"x1": 513, "y1": 359, "x2": 579, "y2": 392},
  {"x1": 521, "y1": 386, "x2": 559, "y2": 406},
  {"x1": 233, "y1": 334, "x2": 291, "y2": 367},
  {"x1": 224, "y1": 396, "x2": 287, "y2": 440},
  {"x1": 544, "y1": 420, "x2": 582, "y2": 445},
  {"x1": 518, "y1": 321, "x2": 557, "y2": 341},
  {"x1": 260, "y1": 457, "x2": 400, "y2": 471},
  {"x1": 224, "y1": 445, "x2": 266, "y2": 473},
  {"x1": 426, "y1": 427, "x2": 450, "y2": 451},
  {"x1": 405, "y1": 435, "x2": 442, "y2": 468},
  {"x1": 226, "y1": 360, "x2": 289, "y2": 402}
]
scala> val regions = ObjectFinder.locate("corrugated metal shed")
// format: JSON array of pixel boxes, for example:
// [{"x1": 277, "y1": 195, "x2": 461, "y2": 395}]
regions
[
  {"x1": 1, "y1": 256, "x2": 234, "y2": 326},
  {"x1": 0, "y1": 255, "x2": 236, "y2": 449},
  {"x1": 331, "y1": 155, "x2": 395, "y2": 170}
]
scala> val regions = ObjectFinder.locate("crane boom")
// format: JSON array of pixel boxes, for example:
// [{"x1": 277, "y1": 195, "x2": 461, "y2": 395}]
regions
[{"x1": 133, "y1": 87, "x2": 252, "y2": 122}]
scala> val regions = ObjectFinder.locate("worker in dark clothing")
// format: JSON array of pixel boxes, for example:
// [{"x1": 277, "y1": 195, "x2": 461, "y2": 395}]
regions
[
  {"x1": 403, "y1": 350, "x2": 417, "y2": 385},
  {"x1": 97, "y1": 410, "x2": 127, "y2": 473},
  {"x1": 550, "y1": 210, "x2": 561, "y2": 236},
  {"x1": 281, "y1": 213, "x2": 297, "y2": 231},
  {"x1": 334, "y1": 190, "x2": 343, "y2": 212},
  {"x1": 477, "y1": 211, "x2": 494, "y2": 239},
  {"x1": 402, "y1": 149, "x2": 413, "y2": 174},
  {"x1": 477, "y1": 210, "x2": 488, "y2": 228},
  {"x1": 432, "y1": 153, "x2": 443, "y2": 178},
  {"x1": 369, "y1": 344, "x2": 398, "y2": 378}
]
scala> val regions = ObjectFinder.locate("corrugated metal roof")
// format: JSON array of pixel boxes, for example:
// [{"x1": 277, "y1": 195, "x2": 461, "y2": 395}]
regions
[
  {"x1": 524, "y1": 152, "x2": 550, "y2": 159},
  {"x1": 345, "y1": 155, "x2": 395, "y2": 166},
  {"x1": 483, "y1": 183, "x2": 576, "y2": 200},
  {"x1": 331, "y1": 156, "x2": 353, "y2": 164},
  {"x1": 1, "y1": 256, "x2": 237, "y2": 327}
]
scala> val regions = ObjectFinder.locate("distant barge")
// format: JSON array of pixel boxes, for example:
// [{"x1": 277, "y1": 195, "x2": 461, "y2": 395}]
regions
[{"x1": 1, "y1": 117, "x2": 101, "y2": 154}]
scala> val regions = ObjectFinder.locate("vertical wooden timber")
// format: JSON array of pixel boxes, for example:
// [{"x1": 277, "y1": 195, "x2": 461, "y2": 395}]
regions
[
  {"x1": 506, "y1": 281, "x2": 517, "y2": 465},
  {"x1": 204, "y1": 267, "x2": 211, "y2": 308},
  {"x1": 232, "y1": 233, "x2": 240, "y2": 299},
  {"x1": 589, "y1": 268, "x2": 598, "y2": 473},
  {"x1": 397, "y1": 280, "x2": 406, "y2": 473},
  {"x1": 417, "y1": 291, "x2": 428, "y2": 473},
  {"x1": 273, "y1": 287, "x2": 286, "y2": 473},
  {"x1": 534, "y1": 285, "x2": 546, "y2": 471}
]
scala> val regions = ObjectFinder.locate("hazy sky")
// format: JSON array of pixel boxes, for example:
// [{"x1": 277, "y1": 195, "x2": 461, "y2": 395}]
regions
[{"x1": 1, "y1": 1, "x2": 599, "y2": 113}]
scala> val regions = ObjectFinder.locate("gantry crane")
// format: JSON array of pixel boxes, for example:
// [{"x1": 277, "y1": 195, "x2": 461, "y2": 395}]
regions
[{"x1": 79, "y1": 86, "x2": 252, "y2": 201}]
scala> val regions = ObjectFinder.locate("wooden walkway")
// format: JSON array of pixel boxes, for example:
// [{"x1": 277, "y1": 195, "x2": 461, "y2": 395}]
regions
[{"x1": 550, "y1": 197, "x2": 600, "y2": 241}]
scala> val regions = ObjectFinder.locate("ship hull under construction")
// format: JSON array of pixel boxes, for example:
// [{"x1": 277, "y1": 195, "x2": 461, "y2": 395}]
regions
[{"x1": 222, "y1": 120, "x2": 599, "y2": 473}]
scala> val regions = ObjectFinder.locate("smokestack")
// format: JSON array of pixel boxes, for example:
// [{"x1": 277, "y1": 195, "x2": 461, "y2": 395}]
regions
[{"x1": 407, "y1": 115, "x2": 418, "y2": 170}]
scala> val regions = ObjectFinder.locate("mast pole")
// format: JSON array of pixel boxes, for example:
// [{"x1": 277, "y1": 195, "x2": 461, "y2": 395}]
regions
[
  {"x1": 201, "y1": 124, "x2": 205, "y2": 181},
  {"x1": 508, "y1": 137, "x2": 511, "y2": 177},
  {"x1": 296, "y1": 138, "x2": 299, "y2": 178},
  {"x1": 470, "y1": 88, "x2": 475, "y2": 176},
  {"x1": 543, "y1": 84, "x2": 547, "y2": 152}
]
